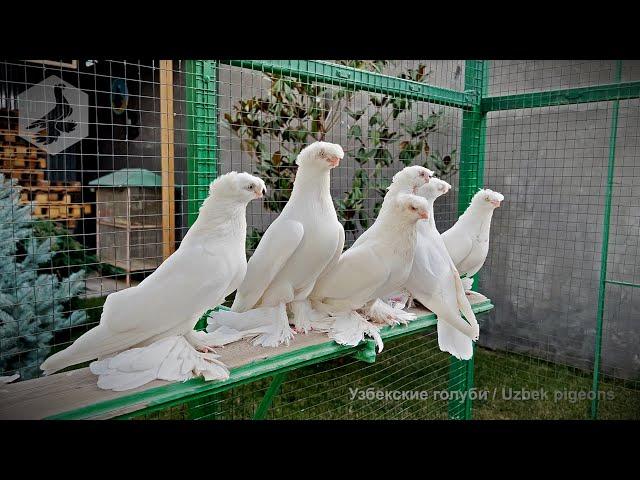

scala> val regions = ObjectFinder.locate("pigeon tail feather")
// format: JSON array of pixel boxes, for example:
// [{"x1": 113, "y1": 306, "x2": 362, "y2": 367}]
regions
[{"x1": 40, "y1": 325, "x2": 148, "y2": 375}]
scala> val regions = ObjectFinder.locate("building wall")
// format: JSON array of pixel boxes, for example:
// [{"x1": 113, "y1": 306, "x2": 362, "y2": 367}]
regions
[{"x1": 479, "y1": 61, "x2": 640, "y2": 380}]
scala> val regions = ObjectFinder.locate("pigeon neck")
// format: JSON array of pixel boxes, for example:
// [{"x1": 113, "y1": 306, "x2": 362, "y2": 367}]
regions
[
  {"x1": 290, "y1": 166, "x2": 331, "y2": 202},
  {"x1": 377, "y1": 185, "x2": 414, "y2": 217},
  {"x1": 187, "y1": 195, "x2": 248, "y2": 241},
  {"x1": 427, "y1": 198, "x2": 437, "y2": 231},
  {"x1": 460, "y1": 203, "x2": 494, "y2": 230}
]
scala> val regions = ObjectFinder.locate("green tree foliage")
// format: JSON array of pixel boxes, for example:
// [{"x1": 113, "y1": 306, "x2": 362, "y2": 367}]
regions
[
  {"x1": 224, "y1": 61, "x2": 458, "y2": 235},
  {"x1": 0, "y1": 175, "x2": 88, "y2": 379}
]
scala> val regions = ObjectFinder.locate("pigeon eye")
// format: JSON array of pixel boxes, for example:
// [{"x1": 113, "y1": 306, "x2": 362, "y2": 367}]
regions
[
  {"x1": 247, "y1": 184, "x2": 254, "y2": 190},
  {"x1": 409, "y1": 205, "x2": 416, "y2": 211}
]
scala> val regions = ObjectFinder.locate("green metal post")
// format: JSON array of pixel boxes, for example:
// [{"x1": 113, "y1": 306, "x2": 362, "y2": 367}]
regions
[
  {"x1": 253, "y1": 373, "x2": 288, "y2": 420},
  {"x1": 591, "y1": 60, "x2": 623, "y2": 420},
  {"x1": 448, "y1": 60, "x2": 488, "y2": 420},
  {"x1": 186, "y1": 60, "x2": 219, "y2": 227}
]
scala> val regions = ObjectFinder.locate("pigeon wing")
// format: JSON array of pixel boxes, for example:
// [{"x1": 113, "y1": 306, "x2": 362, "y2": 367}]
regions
[
  {"x1": 232, "y1": 219, "x2": 304, "y2": 312},
  {"x1": 442, "y1": 228, "x2": 473, "y2": 269},
  {"x1": 104, "y1": 245, "x2": 233, "y2": 335},
  {"x1": 316, "y1": 223, "x2": 345, "y2": 284},
  {"x1": 315, "y1": 243, "x2": 390, "y2": 309}
]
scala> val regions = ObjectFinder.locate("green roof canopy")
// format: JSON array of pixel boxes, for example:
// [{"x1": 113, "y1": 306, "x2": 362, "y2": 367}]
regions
[{"x1": 89, "y1": 168, "x2": 162, "y2": 188}]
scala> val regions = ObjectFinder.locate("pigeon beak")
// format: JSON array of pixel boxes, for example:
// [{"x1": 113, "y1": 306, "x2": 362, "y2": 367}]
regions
[
  {"x1": 327, "y1": 156, "x2": 341, "y2": 168},
  {"x1": 419, "y1": 210, "x2": 429, "y2": 220},
  {"x1": 255, "y1": 187, "x2": 266, "y2": 198},
  {"x1": 491, "y1": 200, "x2": 501, "y2": 207}
]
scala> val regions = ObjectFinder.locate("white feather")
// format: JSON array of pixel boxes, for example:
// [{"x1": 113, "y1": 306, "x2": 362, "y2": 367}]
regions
[
  {"x1": 41, "y1": 172, "x2": 264, "y2": 390},
  {"x1": 404, "y1": 178, "x2": 479, "y2": 360},
  {"x1": 90, "y1": 336, "x2": 229, "y2": 392},
  {"x1": 355, "y1": 166, "x2": 432, "y2": 325},
  {"x1": 441, "y1": 188, "x2": 504, "y2": 290},
  {"x1": 209, "y1": 142, "x2": 346, "y2": 347},
  {"x1": 310, "y1": 186, "x2": 431, "y2": 350},
  {"x1": 366, "y1": 298, "x2": 416, "y2": 326}
]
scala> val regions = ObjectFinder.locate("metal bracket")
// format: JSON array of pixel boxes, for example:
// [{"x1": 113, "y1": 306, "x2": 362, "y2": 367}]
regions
[{"x1": 353, "y1": 339, "x2": 378, "y2": 364}]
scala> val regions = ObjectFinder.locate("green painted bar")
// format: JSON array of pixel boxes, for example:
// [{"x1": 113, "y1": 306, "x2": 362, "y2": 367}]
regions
[
  {"x1": 448, "y1": 60, "x2": 488, "y2": 420},
  {"x1": 591, "y1": 61, "x2": 623, "y2": 420},
  {"x1": 186, "y1": 60, "x2": 219, "y2": 227},
  {"x1": 45, "y1": 301, "x2": 493, "y2": 420},
  {"x1": 604, "y1": 279, "x2": 640, "y2": 289},
  {"x1": 223, "y1": 60, "x2": 473, "y2": 109},
  {"x1": 253, "y1": 372, "x2": 288, "y2": 420},
  {"x1": 480, "y1": 80, "x2": 640, "y2": 112}
]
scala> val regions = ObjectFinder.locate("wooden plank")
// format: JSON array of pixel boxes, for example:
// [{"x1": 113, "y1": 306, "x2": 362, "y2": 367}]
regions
[
  {"x1": 159, "y1": 60, "x2": 175, "y2": 260},
  {"x1": 0, "y1": 157, "x2": 46, "y2": 169},
  {"x1": 0, "y1": 297, "x2": 494, "y2": 420},
  {"x1": 20, "y1": 185, "x2": 82, "y2": 193}
]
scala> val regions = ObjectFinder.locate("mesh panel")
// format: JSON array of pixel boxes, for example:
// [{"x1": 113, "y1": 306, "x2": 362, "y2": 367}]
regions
[
  {"x1": 478, "y1": 60, "x2": 640, "y2": 419},
  {"x1": 131, "y1": 333, "x2": 454, "y2": 420},
  {"x1": 1, "y1": 59, "x2": 638, "y2": 420}
]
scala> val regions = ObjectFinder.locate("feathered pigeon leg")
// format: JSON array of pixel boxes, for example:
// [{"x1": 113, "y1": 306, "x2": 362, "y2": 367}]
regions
[
  {"x1": 364, "y1": 298, "x2": 416, "y2": 326},
  {"x1": 290, "y1": 300, "x2": 325, "y2": 334},
  {"x1": 90, "y1": 336, "x2": 229, "y2": 392},
  {"x1": 251, "y1": 303, "x2": 295, "y2": 348},
  {"x1": 185, "y1": 330, "x2": 218, "y2": 353},
  {"x1": 460, "y1": 276, "x2": 474, "y2": 294},
  {"x1": 329, "y1": 311, "x2": 384, "y2": 353},
  {"x1": 205, "y1": 306, "x2": 285, "y2": 346}
]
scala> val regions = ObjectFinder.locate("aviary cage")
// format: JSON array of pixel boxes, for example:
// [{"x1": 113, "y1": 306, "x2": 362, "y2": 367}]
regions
[{"x1": 0, "y1": 60, "x2": 637, "y2": 420}]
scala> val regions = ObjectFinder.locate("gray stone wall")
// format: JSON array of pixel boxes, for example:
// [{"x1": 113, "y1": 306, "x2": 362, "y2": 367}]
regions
[{"x1": 479, "y1": 61, "x2": 640, "y2": 381}]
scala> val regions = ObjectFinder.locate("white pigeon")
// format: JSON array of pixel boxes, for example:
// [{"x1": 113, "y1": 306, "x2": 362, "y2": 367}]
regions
[
  {"x1": 358, "y1": 165, "x2": 433, "y2": 326},
  {"x1": 403, "y1": 177, "x2": 480, "y2": 360},
  {"x1": 40, "y1": 172, "x2": 266, "y2": 390},
  {"x1": 206, "y1": 141, "x2": 345, "y2": 347},
  {"x1": 309, "y1": 193, "x2": 431, "y2": 351},
  {"x1": 441, "y1": 188, "x2": 504, "y2": 292}
]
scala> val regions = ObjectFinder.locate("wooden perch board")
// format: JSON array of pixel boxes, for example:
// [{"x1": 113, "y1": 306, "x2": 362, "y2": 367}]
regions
[{"x1": 0, "y1": 295, "x2": 493, "y2": 420}]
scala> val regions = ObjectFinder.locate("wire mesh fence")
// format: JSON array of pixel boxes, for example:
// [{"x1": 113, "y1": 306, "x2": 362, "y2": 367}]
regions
[
  {"x1": 133, "y1": 332, "x2": 455, "y2": 420},
  {"x1": 480, "y1": 60, "x2": 640, "y2": 419},
  {"x1": 0, "y1": 59, "x2": 638, "y2": 420}
]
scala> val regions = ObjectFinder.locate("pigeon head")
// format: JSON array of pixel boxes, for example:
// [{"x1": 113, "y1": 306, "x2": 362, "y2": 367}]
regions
[
  {"x1": 417, "y1": 177, "x2": 452, "y2": 201},
  {"x1": 389, "y1": 165, "x2": 433, "y2": 195},
  {"x1": 395, "y1": 193, "x2": 430, "y2": 222},
  {"x1": 296, "y1": 141, "x2": 344, "y2": 170},
  {"x1": 208, "y1": 171, "x2": 266, "y2": 203},
  {"x1": 471, "y1": 188, "x2": 504, "y2": 209}
]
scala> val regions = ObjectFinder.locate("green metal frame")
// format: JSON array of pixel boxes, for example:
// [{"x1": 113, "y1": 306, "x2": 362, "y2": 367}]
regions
[
  {"x1": 186, "y1": 60, "x2": 219, "y2": 227},
  {"x1": 46, "y1": 300, "x2": 494, "y2": 420},
  {"x1": 253, "y1": 372, "x2": 288, "y2": 420},
  {"x1": 448, "y1": 60, "x2": 488, "y2": 420},
  {"x1": 478, "y1": 61, "x2": 640, "y2": 420},
  {"x1": 177, "y1": 59, "x2": 640, "y2": 421},
  {"x1": 480, "y1": 80, "x2": 640, "y2": 112},
  {"x1": 222, "y1": 60, "x2": 474, "y2": 110},
  {"x1": 591, "y1": 60, "x2": 624, "y2": 420}
]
